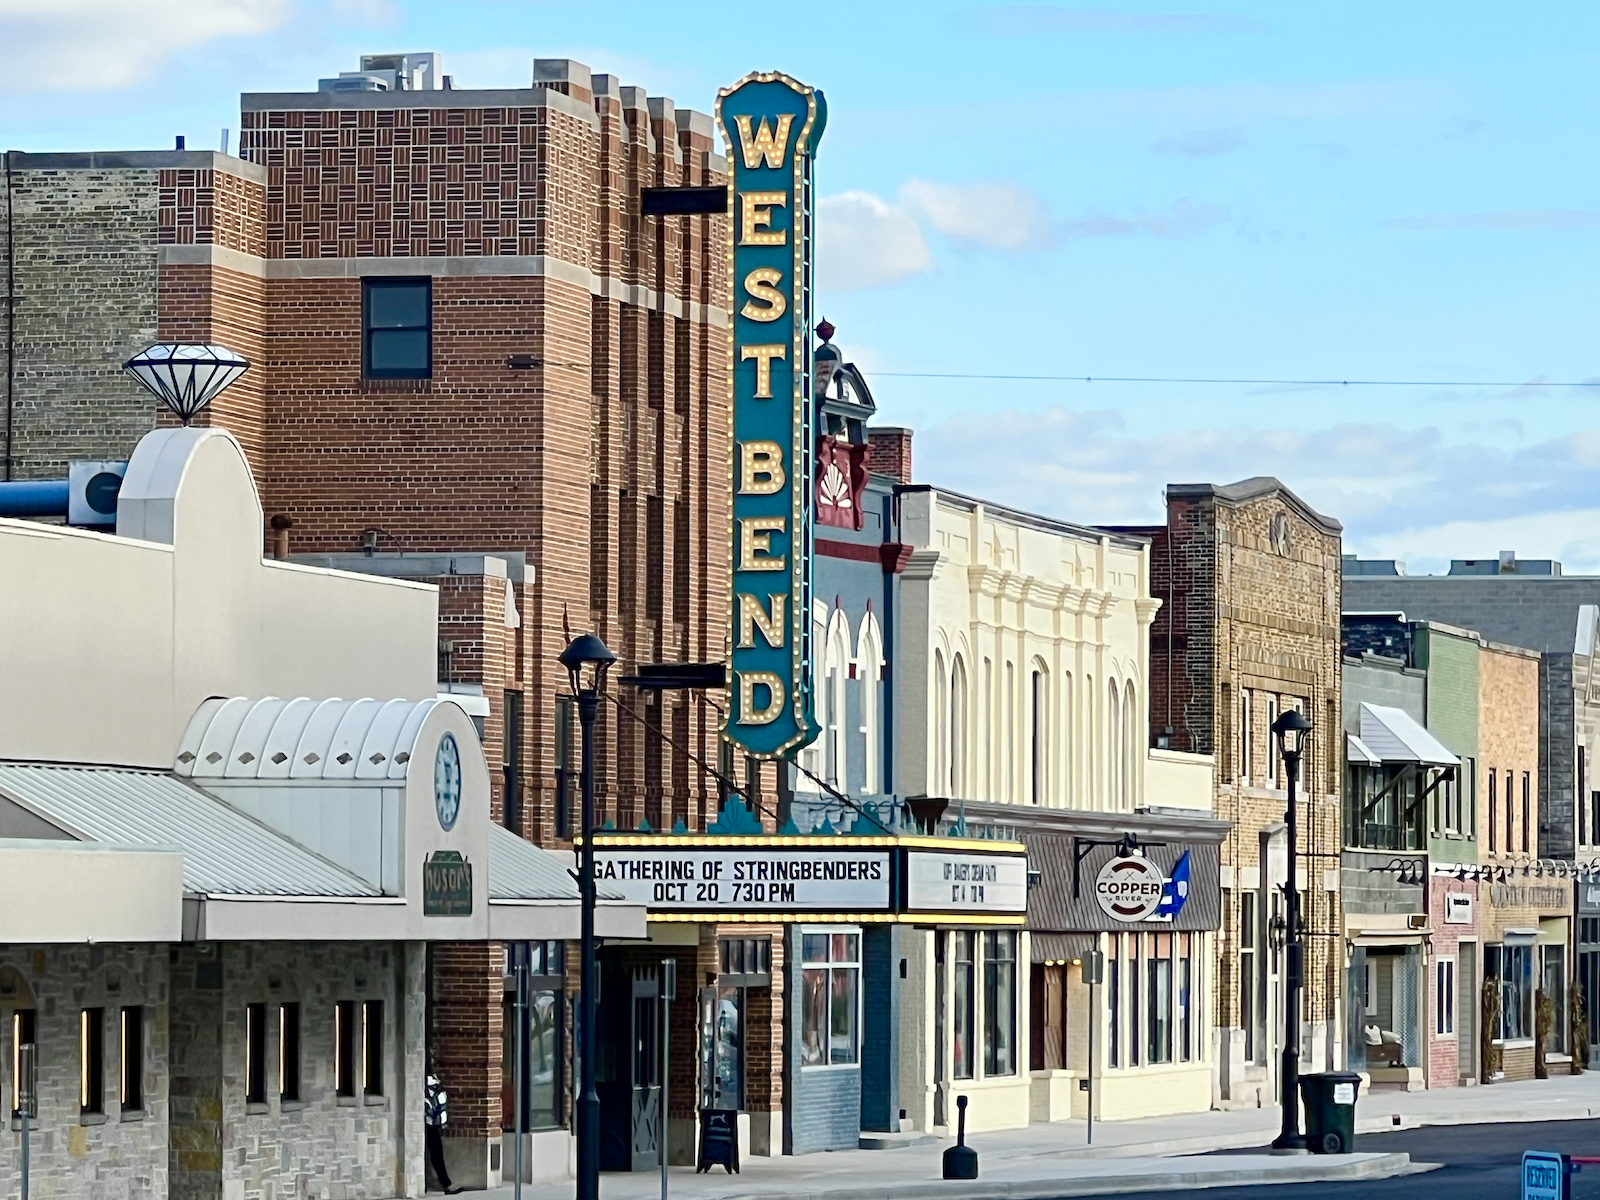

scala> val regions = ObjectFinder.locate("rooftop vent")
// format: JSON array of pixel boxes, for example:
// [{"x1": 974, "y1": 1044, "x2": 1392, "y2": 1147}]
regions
[{"x1": 318, "y1": 52, "x2": 440, "y2": 93}]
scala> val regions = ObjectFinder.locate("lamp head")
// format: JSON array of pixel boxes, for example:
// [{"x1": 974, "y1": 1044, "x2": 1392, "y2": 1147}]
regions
[
  {"x1": 1270, "y1": 706, "x2": 1313, "y2": 758},
  {"x1": 559, "y1": 633, "x2": 617, "y2": 695},
  {"x1": 123, "y1": 343, "x2": 249, "y2": 426}
]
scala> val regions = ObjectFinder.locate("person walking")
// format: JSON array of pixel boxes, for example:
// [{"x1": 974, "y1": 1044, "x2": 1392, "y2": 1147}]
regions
[{"x1": 425, "y1": 1064, "x2": 463, "y2": 1194}]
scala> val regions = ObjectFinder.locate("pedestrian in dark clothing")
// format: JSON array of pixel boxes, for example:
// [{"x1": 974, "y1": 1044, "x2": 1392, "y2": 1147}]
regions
[{"x1": 426, "y1": 1069, "x2": 463, "y2": 1194}]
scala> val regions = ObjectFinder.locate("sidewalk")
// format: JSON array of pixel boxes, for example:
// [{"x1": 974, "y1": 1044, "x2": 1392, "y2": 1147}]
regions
[{"x1": 479, "y1": 1071, "x2": 1600, "y2": 1200}]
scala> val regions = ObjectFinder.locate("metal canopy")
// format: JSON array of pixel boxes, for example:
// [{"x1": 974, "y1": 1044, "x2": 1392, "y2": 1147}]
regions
[{"x1": 1358, "y1": 703, "x2": 1461, "y2": 766}]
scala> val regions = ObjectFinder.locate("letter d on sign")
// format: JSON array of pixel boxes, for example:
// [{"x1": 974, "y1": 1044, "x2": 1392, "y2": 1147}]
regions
[{"x1": 739, "y1": 671, "x2": 786, "y2": 726}]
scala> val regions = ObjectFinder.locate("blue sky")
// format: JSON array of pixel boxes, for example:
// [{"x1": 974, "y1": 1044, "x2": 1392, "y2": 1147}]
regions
[{"x1": 6, "y1": 2, "x2": 1600, "y2": 572}]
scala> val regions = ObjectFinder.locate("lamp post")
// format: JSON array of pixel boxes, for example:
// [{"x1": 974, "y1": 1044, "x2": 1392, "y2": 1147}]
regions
[
  {"x1": 560, "y1": 633, "x2": 617, "y2": 1200},
  {"x1": 1270, "y1": 707, "x2": 1313, "y2": 1153}
]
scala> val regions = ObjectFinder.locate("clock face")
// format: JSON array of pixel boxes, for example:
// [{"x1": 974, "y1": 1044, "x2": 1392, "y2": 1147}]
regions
[{"x1": 434, "y1": 733, "x2": 462, "y2": 832}]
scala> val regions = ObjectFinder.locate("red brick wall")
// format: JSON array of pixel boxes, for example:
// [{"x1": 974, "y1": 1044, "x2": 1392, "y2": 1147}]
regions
[{"x1": 866, "y1": 427, "x2": 912, "y2": 485}]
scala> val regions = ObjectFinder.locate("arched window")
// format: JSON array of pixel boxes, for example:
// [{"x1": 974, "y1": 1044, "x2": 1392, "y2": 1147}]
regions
[
  {"x1": 824, "y1": 611, "x2": 851, "y2": 788},
  {"x1": 1030, "y1": 664, "x2": 1048, "y2": 805},
  {"x1": 857, "y1": 614, "x2": 884, "y2": 795},
  {"x1": 982, "y1": 658, "x2": 995, "y2": 801},
  {"x1": 933, "y1": 650, "x2": 949, "y2": 795},
  {"x1": 1123, "y1": 681, "x2": 1138, "y2": 809},
  {"x1": 1107, "y1": 679, "x2": 1121, "y2": 811},
  {"x1": 1061, "y1": 673, "x2": 1074, "y2": 808},
  {"x1": 951, "y1": 656, "x2": 969, "y2": 797},
  {"x1": 1005, "y1": 661, "x2": 1016, "y2": 803}
]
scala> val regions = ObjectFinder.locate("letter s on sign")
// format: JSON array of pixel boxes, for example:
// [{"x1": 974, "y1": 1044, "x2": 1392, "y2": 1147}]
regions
[{"x1": 741, "y1": 268, "x2": 787, "y2": 322}]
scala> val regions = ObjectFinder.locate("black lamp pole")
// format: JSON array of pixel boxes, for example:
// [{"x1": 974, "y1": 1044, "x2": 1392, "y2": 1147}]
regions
[
  {"x1": 560, "y1": 634, "x2": 617, "y2": 1200},
  {"x1": 1270, "y1": 707, "x2": 1313, "y2": 1153}
]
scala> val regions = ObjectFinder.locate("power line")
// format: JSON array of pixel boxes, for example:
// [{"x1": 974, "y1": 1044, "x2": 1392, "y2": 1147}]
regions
[{"x1": 871, "y1": 371, "x2": 1600, "y2": 388}]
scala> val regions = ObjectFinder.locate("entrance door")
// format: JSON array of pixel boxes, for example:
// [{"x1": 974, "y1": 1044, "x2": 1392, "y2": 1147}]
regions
[
  {"x1": 1458, "y1": 942, "x2": 1477, "y2": 1081},
  {"x1": 630, "y1": 966, "x2": 661, "y2": 1172}
]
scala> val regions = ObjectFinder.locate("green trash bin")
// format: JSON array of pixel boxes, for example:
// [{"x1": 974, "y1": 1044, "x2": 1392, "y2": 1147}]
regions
[{"x1": 1299, "y1": 1071, "x2": 1360, "y2": 1154}]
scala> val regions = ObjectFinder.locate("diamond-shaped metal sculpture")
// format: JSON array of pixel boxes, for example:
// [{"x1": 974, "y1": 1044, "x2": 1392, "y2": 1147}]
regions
[{"x1": 122, "y1": 343, "x2": 250, "y2": 426}]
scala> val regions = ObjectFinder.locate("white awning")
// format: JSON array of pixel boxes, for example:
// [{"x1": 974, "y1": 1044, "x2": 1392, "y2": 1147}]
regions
[
  {"x1": 1358, "y1": 704, "x2": 1461, "y2": 767},
  {"x1": 1347, "y1": 733, "x2": 1383, "y2": 766}
]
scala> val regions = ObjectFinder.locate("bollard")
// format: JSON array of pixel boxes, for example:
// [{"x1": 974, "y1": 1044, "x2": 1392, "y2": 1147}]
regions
[{"x1": 942, "y1": 1095, "x2": 978, "y2": 1180}]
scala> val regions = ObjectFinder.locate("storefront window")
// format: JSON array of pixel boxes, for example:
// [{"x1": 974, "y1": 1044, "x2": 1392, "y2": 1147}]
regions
[
  {"x1": 800, "y1": 931, "x2": 859, "y2": 1067},
  {"x1": 1488, "y1": 944, "x2": 1534, "y2": 1041},
  {"x1": 503, "y1": 940, "x2": 564, "y2": 1132},
  {"x1": 1178, "y1": 933, "x2": 1195, "y2": 1062},
  {"x1": 1108, "y1": 937, "x2": 1120, "y2": 1067},
  {"x1": 983, "y1": 931, "x2": 1015, "y2": 1076},
  {"x1": 1544, "y1": 945, "x2": 1567, "y2": 1057},
  {"x1": 1127, "y1": 938, "x2": 1141, "y2": 1066},
  {"x1": 1148, "y1": 935, "x2": 1173, "y2": 1064},
  {"x1": 953, "y1": 931, "x2": 975, "y2": 1079},
  {"x1": 712, "y1": 988, "x2": 743, "y2": 1108}
]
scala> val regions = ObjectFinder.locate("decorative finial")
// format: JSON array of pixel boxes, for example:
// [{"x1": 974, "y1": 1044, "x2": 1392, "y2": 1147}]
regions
[{"x1": 816, "y1": 317, "x2": 835, "y2": 343}]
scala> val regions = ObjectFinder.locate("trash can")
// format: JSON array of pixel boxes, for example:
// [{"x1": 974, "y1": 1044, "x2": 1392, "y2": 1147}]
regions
[{"x1": 1299, "y1": 1072, "x2": 1360, "y2": 1154}]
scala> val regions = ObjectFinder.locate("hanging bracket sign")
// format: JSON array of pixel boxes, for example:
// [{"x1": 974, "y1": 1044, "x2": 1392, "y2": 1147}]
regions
[{"x1": 717, "y1": 71, "x2": 826, "y2": 759}]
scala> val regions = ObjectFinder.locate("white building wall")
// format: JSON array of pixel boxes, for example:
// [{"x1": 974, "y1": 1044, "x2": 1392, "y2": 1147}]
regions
[{"x1": 0, "y1": 429, "x2": 437, "y2": 769}]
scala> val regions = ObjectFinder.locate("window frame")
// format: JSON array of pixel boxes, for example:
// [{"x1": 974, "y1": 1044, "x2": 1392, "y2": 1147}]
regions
[
  {"x1": 361, "y1": 276, "x2": 433, "y2": 380},
  {"x1": 118, "y1": 1005, "x2": 144, "y2": 1116},
  {"x1": 799, "y1": 928, "x2": 861, "y2": 1069},
  {"x1": 982, "y1": 930, "x2": 1017, "y2": 1077},
  {"x1": 245, "y1": 1002, "x2": 268, "y2": 1107},
  {"x1": 280, "y1": 1002, "x2": 302, "y2": 1105},
  {"x1": 80, "y1": 1007, "x2": 105, "y2": 1118},
  {"x1": 363, "y1": 999, "x2": 385, "y2": 1098},
  {"x1": 1434, "y1": 958, "x2": 1455, "y2": 1037},
  {"x1": 953, "y1": 929, "x2": 976, "y2": 1079},
  {"x1": 335, "y1": 1000, "x2": 358, "y2": 1098},
  {"x1": 10, "y1": 1009, "x2": 37, "y2": 1118}
]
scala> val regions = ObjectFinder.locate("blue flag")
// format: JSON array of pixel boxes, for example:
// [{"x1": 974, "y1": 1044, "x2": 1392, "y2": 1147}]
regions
[{"x1": 1156, "y1": 851, "x2": 1191, "y2": 919}]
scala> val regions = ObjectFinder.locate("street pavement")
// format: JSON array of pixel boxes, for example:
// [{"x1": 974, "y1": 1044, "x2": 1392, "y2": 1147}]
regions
[
  {"x1": 1200, "y1": 1119, "x2": 1600, "y2": 1200},
  {"x1": 477, "y1": 1072, "x2": 1600, "y2": 1200}
]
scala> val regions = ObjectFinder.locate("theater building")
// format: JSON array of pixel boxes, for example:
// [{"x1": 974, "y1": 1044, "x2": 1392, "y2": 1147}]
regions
[
  {"x1": 0, "y1": 426, "x2": 643, "y2": 1198},
  {"x1": 892, "y1": 483, "x2": 1222, "y2": 1128}
]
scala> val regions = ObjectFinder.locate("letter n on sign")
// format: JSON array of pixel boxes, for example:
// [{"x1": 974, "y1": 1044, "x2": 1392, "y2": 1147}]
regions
[{"x1": 717, "y1": 72, "x2": 826, "y2": 759}]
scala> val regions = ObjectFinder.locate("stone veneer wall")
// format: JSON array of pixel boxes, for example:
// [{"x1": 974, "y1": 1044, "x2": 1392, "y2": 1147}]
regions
[
  {"x1": 0, "y1": 944, "x2": 170, "y2": 1200},
  {"x1": 168, "y1": 940, "x2": 423, "y2": 1200}
]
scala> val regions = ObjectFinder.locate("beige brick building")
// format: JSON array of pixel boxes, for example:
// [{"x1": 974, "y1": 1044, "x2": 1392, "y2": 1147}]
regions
[{"x1": 1112, "y1": 477, "x2": 1344, "y2": 1106}]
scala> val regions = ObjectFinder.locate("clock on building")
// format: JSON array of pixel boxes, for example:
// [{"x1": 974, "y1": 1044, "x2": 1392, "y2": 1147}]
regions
[{"x1": 434, "y1": 732, "x2": 462, "y2": 831}]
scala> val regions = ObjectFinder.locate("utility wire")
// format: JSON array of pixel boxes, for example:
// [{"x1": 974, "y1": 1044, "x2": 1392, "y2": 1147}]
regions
[
  {"x1": 605, "y1": 691, "x2": 892, "y2": 835},
  {"x1": 872, "y1": 371, "x2": 1600, "y2": 389}
]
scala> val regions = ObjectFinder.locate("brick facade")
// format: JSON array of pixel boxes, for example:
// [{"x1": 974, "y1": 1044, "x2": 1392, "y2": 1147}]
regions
[
  {"x1": 1112, "y1": 477, "x2": 1344, "y2": 1104},
  {"x1": 6, "y1": 56, "x2": 740, "y2": 1164}
]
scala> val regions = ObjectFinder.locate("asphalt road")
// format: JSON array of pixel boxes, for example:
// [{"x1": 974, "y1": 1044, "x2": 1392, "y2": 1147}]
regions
[{"x1": 1185, "y1": 1119, "x2": 1600, "y2": 1200}]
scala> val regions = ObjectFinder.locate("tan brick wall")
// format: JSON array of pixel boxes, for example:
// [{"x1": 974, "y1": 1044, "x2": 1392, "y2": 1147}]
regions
[{"x1": 1479, "y1": 642, "x2": 1541, "y2": 861}]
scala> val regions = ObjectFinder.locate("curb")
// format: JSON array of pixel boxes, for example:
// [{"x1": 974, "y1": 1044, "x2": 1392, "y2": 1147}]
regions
[{"x1": 707, "y1": 1152, "x2": 1421, "y2": 1200}]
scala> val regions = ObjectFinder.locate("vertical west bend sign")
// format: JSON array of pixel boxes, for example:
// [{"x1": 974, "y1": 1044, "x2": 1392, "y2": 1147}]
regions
[{"x1": 717, "y1": 72, "x2": 826, "y2": 758}]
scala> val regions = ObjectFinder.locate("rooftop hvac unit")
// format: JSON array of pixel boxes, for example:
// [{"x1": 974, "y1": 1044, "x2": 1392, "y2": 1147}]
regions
[
  {"x1": 361, "y1": 52, "x2": 439, "y2": 90},
  {"x1": 318, "y1": 73, "x2": 390, "y2": 92},
  {"x1": 68, "y1": 460, "x2": 128, "y2": 527}
]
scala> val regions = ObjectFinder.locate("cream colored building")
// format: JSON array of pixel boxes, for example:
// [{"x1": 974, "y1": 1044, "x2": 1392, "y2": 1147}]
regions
[{"x1": 892, "y1": 485, "x2": 1223, "y2": 1131}]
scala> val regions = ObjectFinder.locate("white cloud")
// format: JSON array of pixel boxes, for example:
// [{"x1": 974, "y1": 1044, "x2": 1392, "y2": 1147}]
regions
[
  {"x1": 816, "y1": 191, "x2": 933, "y2": 292},
  {"x1": 0, "y1": 0, "x2": 296, "y2": 90},
  {"x1": 905, "y1": 404, "x2": 1600, "y2": 573},
  {"x1": 899, "y1": 178, "x2": 1055, "y2": 250}
]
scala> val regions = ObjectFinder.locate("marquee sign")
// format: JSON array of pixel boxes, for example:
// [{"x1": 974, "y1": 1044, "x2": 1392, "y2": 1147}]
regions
[
  {"x1": 716, "y1": 71, "x2": 827, "y2": 758},
  {"x1": 596, "y1": 848, "x2": 887, "y2": 910}
]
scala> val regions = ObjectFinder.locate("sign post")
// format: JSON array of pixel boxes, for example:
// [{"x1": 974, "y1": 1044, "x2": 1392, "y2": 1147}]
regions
[
  {"x1": 1081, "y1": 952, "x2": 1103, "y2": 1146},
  {"x1": 716, "y1": 72, "x2": 826, "y2": 761}
]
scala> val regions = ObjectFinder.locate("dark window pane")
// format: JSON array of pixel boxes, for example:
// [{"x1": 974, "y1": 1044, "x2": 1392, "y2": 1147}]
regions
[
  {"x1": 368, "y1": 283, "x2": 430, "y2": 328},
  {"x1": 369, "y1": 330, "x2": 429, "y2": 371}
]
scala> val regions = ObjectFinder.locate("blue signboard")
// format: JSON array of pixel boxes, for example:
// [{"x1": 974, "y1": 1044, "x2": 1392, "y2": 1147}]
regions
[
  {"x1": 1523, "y1": 1152, "x2": 1572, "y2": 1200},
  {"x1": 716, "y1": 72, "x2": 826, "y2": 758}
]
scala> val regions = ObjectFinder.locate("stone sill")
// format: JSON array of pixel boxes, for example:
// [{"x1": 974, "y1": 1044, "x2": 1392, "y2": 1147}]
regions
[
  {"x1": 121, "y1": 1108, "x2": 146, "y2": 1123},
  {"x1": 80, "y1": 1111, "x2": 107, "y2": 1126}
]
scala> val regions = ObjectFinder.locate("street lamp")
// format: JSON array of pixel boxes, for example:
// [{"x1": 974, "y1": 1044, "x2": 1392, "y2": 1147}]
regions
[
  {"x1": 559, "y1": 632, "x2": 617, "y2": 1200},
  {"x1": 1270, "y1": 706, "x2": 1312, "y2": 1153},
  {"x1": 122, "y1": 343, "x2": 250, "y2": 426}
]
